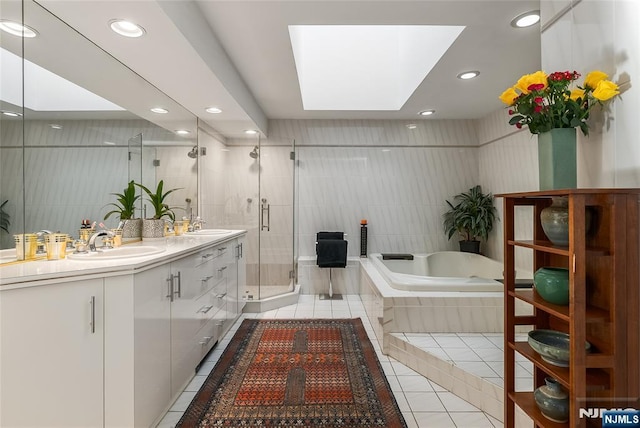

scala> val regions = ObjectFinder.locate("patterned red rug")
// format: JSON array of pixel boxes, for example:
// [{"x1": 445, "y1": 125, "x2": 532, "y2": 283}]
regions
[{"x1": 177, "y1": 318, "x2": 407, "y2": 427}]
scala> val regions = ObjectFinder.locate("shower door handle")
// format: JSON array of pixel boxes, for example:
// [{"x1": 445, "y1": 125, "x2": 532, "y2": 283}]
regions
[{"x1": 261, "y1": 201, "x2": 270, "y2": 231}]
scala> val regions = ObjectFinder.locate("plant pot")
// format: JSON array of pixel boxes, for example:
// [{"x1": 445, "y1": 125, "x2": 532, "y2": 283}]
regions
[
  {"x1": 459, "y1": 240, "x2": 481, "y2": 254},
  {"x1": 121, "y1": 218, "x2": 142, "y2": 240},
  {"x1": 534, "y1": 377, "x2": 569, "y2": 423},
  {"x1": 538, "y1": 128, "x2": 577, "y2": 190},
  {"x1": 142, "y1": 219, "x2": 165, "y2": 240},
  {"x1": 540, "y1": 197, "x2": 569, "y2": 246},
  {"x1": 534, "y1": 267, "x2": 569, "y2": 305}
]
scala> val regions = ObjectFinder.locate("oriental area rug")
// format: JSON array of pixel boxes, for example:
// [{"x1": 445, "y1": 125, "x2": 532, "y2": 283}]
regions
[{"x1": 177, "y1": 318, "x2": 407, "y2": 428}]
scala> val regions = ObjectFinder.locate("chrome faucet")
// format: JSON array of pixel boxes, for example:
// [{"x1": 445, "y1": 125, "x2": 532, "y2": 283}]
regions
[
  {"x1": 89, "y1": 230, "x2": 115, "y2": 252},
  {"x1": 191, "y1": 216, "x2": 206, "y2": 231},
  {"x1": 36, "y1": 230, "x2": 53, "y2": 254}
]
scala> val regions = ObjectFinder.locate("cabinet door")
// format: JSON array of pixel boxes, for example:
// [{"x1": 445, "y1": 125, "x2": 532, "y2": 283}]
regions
[
  {"x1": 0, "y1": 279, "x2": 104, "y2": 427},
  {"x1": 170, "y1": 251, "x2": 216, "y2": 396},
  {"x1": 134, "y1": 264, "x2": 172, "y2": 428}
]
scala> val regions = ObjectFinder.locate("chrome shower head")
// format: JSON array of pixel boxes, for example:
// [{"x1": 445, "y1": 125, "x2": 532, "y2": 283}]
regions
[
  {"x1": 249, "y1": 146, "x2": 259, "y2": 159},
  {"x1": 187, "y1": 146, "x2": 198, "y2": 158}
]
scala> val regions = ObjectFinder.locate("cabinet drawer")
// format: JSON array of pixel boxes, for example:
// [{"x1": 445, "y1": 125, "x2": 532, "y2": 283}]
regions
[{"x1": 197, "y1": 317, "x2": 225, "y2": 359}]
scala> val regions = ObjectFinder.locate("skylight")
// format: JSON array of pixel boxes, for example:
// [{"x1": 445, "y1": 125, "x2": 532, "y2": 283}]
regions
[
  {"x1": 0, "y1": 48, "x2": 124, "y2": 111},
  {"x1": 288, "y1": 25, "x2": 465, "y2": 111}
]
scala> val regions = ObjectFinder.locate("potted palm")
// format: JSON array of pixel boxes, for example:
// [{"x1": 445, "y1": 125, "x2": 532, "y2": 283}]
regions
[
  {"x1": 104, "y1": 181, "x2": 142, "y2": 239},
  {"x1": 135, "y1": 180, "x2": 182, "y2": 239},
  {"x1": 443, "y1": 185, "x2": 498, "y2": 254}
]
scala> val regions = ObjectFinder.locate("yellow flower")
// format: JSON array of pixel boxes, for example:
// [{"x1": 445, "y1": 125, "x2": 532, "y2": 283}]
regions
[
  {"x1": 515, "y1": 71, "x2": 548, "y2": 94},
  {"x1": 584, "y1": 70, "x2": 608, "y2": 90},
  {"x1": 499, "y1": 87, "x2": 519, "y2": 106},
  {"x1": 592, "y1": 80, "x2": 620, "y2": 101},
  {"x1": 569, "y1": 88, "x2": 585, "y2": 101}
]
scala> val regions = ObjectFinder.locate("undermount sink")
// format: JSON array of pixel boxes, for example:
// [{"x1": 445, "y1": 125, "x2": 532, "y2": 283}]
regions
[
  {"x1": 186, "y1": 229, "x2": 231, "y2": 236},
  {"x1": 67, "y1": 245, "x2": 165, "y2": 261}
]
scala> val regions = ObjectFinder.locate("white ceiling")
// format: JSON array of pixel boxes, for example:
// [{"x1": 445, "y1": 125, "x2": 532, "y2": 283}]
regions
[{"x1": 35, "y1": 0, "x2": 541, "y2": 140}]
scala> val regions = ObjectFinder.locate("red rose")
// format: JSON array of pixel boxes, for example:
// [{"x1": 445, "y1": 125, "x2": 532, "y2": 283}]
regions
[
  {"x1": 508, "y1": 109, "x2": 514, "y2": 115},
  {"x1": 528, "y1": 83, "x2": 545, "y2": 91},
  {"x1": 534, "y1": 105, "x2": 543, "y2": 113},
  {"x1": 516, "y1": 123, "x2": 523, "y2": 129},
  {"x1": 534, "y1": 97, "x2": 543, "y2": 104}
]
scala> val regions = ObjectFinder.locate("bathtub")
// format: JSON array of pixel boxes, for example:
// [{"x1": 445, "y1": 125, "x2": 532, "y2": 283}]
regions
[{"x1": 369, "y1": 251, "x2": 525, "y2": 292}]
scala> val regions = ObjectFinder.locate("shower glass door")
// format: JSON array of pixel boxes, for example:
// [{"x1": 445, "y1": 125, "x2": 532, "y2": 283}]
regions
[{"x1": 256, "y1": 138, "x2": 296, "y2": 300}]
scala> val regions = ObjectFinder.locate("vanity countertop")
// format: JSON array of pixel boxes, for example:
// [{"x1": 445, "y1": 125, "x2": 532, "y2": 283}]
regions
[{"x1": 0, "y1": 230, "x2": 246, "y2": 289}]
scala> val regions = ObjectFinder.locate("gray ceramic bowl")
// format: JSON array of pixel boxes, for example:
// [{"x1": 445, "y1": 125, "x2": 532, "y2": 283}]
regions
[{"x1": 528, "y1": 329, "x2": 591, "y2": 367}]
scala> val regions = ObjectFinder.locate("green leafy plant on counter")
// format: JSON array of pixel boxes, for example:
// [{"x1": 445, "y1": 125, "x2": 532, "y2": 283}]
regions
[
  {"x1": 135, "y1": 180, "x2": 182, "y2": 221},
  {"x1": 104, "y1": 180, "x2": 141, "y2": 221}
]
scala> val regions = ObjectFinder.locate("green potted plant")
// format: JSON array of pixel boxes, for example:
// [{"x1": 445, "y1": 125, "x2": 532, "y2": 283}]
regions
[
  {"x1": 104, "y1": 181, "x2": 142, "y2": 240},
  {"x1": 135, "y1": 180, "x2": 182, "y2": 239},
  {"x1": 443, "y1": 185, "x2": 498, "y2": 254}
]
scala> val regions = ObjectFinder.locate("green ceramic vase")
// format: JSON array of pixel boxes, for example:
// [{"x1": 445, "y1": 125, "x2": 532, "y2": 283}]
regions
[
  {"x1": 534, "y1": 267, "x2": 570, "y2": 305},
  {"x1": 538, "y1": 128, "x2": 577, "y2": 190}
]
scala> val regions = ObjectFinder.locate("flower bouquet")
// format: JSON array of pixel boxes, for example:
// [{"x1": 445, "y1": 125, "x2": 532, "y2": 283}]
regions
[{"x1": 499, "y1": 70, "x2": 620, "y2": 136}]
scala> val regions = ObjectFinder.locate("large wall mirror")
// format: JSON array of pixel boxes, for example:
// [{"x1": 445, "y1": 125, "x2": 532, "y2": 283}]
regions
[{"x1": 0, "y1": 0, "x2": 198, "y2": 252}]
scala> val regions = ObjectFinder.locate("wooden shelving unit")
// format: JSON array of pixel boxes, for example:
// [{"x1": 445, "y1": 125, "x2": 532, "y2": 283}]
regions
[{"x1": 499, "y1": 189, "x2": 640, "y2": 427}]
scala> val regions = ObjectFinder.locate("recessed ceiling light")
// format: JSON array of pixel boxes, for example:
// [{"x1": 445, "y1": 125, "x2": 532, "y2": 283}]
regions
[
  {"x1": 175, "y1": 130, "x2": 191, "y2": 135},
  {"x1": 150, "y1": 107, "x2": 169, "y2": 114},
  {"x1": 244, "y1": 130, "x2": 258, "y2": 135},
  {"x1": 49, "y1": 124, "x2": 63, "y2": 129},
  {"x1": 511, "y1": 11, "x2": 540, "y2": 28},
  {"x1": 406, "y1": 124, "x2": 417, "y2": 130},
  {"x1": 205, "y1": 107, "x2": 222, "y2": 114},
  {"x1": 418, "y1": 110, "x2": 435, "y2": 116},
  {"x1": 0, "y1": 20, "x2": 38, "y2": 38},
  {"x1": 109, "y1": 19, "x2": 146, "y2": 38},
  {"x1": 457, "y1": 71, "x2": 480, "y2": 80},
  {"x1": 1, "y1": 110, "x2": 22, "y2": 117}
]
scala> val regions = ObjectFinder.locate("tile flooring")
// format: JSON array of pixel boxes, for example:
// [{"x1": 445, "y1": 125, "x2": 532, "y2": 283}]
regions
[
  {"x1": 391, "y1": 332, "x2": 534, "y2": 392},
  {"x1": 157, "y1": 294, "x2": 504, "y2": 428}
]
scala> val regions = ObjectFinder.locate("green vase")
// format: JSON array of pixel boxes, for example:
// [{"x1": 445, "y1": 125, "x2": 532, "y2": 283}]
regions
[
  {"x1": 538, "y1": 128, "x2": 577, "y2": 190},
  {"x1": 534, "y1": 267, "x2": 570, "y2": 305}
]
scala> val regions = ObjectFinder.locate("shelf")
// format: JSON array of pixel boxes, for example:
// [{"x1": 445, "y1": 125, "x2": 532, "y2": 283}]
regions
[
  {"x1": 510, "y1": 342, "x2": 610, "y2": 390},
  {"x1": 507, "y1": 240, "x2": 610, "y2": 256},
  {"x1": 509, "y1": 290, "x2": 609, "y2": 323},
  {"x1": 508, "y1": 240, "x2": 570, "y2": 256},
  {"x1": 508, "y1": 392, "x2": 568, "y2": 428}
]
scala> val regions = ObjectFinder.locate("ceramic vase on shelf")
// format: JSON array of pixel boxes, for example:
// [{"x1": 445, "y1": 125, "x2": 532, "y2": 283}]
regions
[
  {"x1": 534, "y1": 267, "x2": 569, "y2": 305},
  {"x1": 534, "y1": 377, "x2": 569, "y2": 423},
  {"x1": 538, "y1": 128, "x2": 577, "y2": 191},
  {"x1": 540, "y1": 197, "x2": 569, "y2": 246}
]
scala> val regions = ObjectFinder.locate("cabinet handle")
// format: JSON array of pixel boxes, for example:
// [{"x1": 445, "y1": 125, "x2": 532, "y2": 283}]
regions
[
  {"x1": 89, "y1": 296, "x2": 96, "y2": 334},
  {"x1": 173, "y1": 271, "x2": 182, "y2": 298},
  {"x1": 218, "y1": 247, "x2": 227, "y2": 252},
  {"x1": 202, "y1": 275, "x2": 214, "y2": 282},
  {"x1": 572, "y1": 254, "x2": 576, "y2": 273},
  {"x1": 166, "y1": 274, "x2": 174, "y2": 301},
  {"x1": 202, "y1": 253, "x2": 214, "y2": 259},
  {"x1": 218, "y1": 266, "x2": 228, "y2": 273},
  {"x1": 216, "y1": 292, "x2": 227, "y2": 299},
  {"x1": 240, "y1": 242, "x2": 243, "y2": 258}
]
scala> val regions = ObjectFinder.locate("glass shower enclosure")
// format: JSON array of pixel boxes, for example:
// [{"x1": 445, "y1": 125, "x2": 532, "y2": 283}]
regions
[{"x1": 198, "y1": 128, "x2": 296, "y2": 302}]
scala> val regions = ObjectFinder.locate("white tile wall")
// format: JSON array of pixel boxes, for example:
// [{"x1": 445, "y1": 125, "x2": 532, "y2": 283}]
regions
[{"x1": 270, "y1": 119, "x2": 481, "y2": 266}]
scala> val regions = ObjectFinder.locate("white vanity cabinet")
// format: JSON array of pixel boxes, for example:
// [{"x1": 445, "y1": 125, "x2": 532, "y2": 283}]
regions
[
  {"x1": 0, "y1": 231, "x2": 247, "y2": 428},
  {"x1": 0, "y1": 278, "x2": 104, "y2": 428}
]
